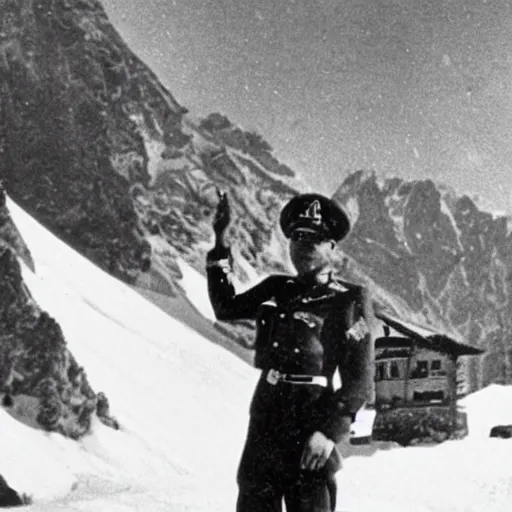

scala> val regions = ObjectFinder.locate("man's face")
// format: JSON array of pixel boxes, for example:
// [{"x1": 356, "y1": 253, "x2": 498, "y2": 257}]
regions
[{"x1": 288, "y1": 231, "x2": 336, "y2": 275}]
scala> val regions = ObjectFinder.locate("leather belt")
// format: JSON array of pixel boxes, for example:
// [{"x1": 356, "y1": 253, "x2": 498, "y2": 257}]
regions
[{"x1": 265, "y1": 369, "x2": 328, "y2": 387}]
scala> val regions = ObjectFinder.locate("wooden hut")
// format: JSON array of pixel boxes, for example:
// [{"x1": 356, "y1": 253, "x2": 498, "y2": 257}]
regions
[{"x1": 373, "y1": 312, "x2": 484, "y2": 419}]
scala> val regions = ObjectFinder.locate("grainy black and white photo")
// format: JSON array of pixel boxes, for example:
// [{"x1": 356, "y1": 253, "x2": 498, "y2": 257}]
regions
[{"x1": 0, "y1": 0, "x2": 511, "y2": 510}]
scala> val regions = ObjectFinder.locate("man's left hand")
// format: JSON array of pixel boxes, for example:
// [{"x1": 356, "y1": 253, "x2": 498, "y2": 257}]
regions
[{"x1": 300, "y1": 431, "x2": 335, "y2": 471}]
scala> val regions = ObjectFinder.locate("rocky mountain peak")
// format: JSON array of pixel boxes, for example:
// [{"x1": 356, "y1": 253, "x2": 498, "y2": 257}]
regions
[
  {"x1": 333, "y1": 172, "x2": 512, "y2": 389},
  {"x1": 0, "y1": 0, "x2": 302, "y2": 292}
]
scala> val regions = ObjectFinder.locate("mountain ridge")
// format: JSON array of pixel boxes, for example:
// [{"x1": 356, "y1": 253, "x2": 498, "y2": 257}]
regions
[{"x1": 333, "y1": 170, "x2": 512, "y2": 389}]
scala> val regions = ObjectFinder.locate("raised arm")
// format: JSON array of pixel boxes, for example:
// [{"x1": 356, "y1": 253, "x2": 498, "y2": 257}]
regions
[
  {"x1": 206, "y1": 189, "x2": 278, "y2": 321},
  {"x1": 207, "y1": 247, "x2": 279, "y2": 320}
]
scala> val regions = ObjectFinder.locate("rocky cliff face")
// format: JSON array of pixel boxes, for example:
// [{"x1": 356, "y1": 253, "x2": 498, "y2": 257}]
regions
[
  {"x1": 0, "y1": 0, "x2": 175, "y2": 282},
  {"x1": 0, "y1": 0, "x2": 301, "y2": 296},
  {"x1": 333, "y1": 171, "x2": 512, "y2": 391},
  {"x1": 0, "y1": 474, "x2": 24, "y2": 508},
  {"x1": 0, "y1": 186, "x2": 118, "y2": 438}
]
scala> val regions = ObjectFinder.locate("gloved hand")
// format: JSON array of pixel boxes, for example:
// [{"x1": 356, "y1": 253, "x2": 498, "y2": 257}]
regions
[
  {"x1": 213, "y1": 188, "x2": 231, "y2": 248},
  {"x1": 300, "y1": 431, "x2": 335, "y2": 471}
]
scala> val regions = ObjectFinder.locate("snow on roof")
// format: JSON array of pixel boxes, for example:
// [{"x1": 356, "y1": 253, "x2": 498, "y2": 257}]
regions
[{"x1": 376, "y1": 311, "x2": 484, "y2": 356}]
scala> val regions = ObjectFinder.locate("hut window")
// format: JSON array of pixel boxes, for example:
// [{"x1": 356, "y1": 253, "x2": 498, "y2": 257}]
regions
[
  {"x1": 413, "y1": 390, "x2": 445, "y2": 402},
  {"x1": 431, "y1": 360, "x2": 442, "y2": 371},
  {"x1": 390, "y1": 362, "x2": 401, "y2": 379},
  {"x1": 430, "y1": 359, "x2": 447, "y2": 376},
  {"x1": 410, "y1": 360, "x2": 429, "y2": 379},
  {"x1": 376, "y1": 362, "x2": 386, "y2": 381}
]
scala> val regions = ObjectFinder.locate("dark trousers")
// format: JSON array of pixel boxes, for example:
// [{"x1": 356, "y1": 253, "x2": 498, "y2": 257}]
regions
[
  {"x1": 236, "y1": 412, "x2": 337, "y2": 512},
  {"x1": 236, "y1": 473, "x2": 336, "y2": 512}
]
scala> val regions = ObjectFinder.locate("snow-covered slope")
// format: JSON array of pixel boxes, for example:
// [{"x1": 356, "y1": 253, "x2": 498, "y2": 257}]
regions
[
  {"x1": 459, "y1": 384, "x2": 512, "y2": 440},
  {"x1": 338, "y1": 383, "x2": 512, "y2": 512},
  {"x1": 1, "y1": 197, "x2": 259, "y2": 510},
  {"x1": 2, "y1": 197, "x2": 512, "y2": 512}
]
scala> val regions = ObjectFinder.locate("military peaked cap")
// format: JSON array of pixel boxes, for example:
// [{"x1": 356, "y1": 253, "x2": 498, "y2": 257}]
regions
[{"x1": 280, "y1": 193, "x2": 351, "y2": 242}]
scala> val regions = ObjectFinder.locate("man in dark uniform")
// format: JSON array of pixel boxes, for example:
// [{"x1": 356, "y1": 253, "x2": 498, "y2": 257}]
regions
[{"x1": 206, "y1": 191, "x2": 374, "y2": 512}]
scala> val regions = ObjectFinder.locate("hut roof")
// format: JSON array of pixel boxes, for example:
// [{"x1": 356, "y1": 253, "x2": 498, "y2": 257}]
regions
[{"x1": 375, "y1": 312, "x2": 484, "y2": 357}]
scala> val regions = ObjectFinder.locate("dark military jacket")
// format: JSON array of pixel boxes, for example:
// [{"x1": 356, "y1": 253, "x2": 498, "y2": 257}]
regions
[{"x1": 206, "y1": 246, "x2": 373, "y2": 444}]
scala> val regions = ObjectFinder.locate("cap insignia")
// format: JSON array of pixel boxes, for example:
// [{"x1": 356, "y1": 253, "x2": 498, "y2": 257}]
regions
[{"x1": 299, "y1": 200, "x2": 322, "y2": 225}]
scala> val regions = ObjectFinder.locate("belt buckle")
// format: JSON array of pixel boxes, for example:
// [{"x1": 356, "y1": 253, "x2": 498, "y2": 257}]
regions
[{"x1": 266, "y1": 369, "x2": 281, "y2": 385}]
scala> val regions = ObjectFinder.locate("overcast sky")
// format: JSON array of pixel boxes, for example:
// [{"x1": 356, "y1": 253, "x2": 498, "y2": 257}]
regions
[{"x1": 101, "y1": 0, "x2": 512, "y2": 214}]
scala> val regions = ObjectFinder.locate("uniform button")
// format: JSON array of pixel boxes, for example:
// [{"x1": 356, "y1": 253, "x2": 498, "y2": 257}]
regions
[
  {"x1": 273, "y1": 342, "x2": 279, "y2": 348},
  {"x1": 279, "y1": 313, "x2": 286, "y2": 319},
  {"x1": 261, "y1": 320, "x2": 266, "y2": 325},
  {"x1": 301, "y1": 298, "x2": 307, "y2": 303},
  {"x1": 294, "y1": 348, "x2": 300, "y2": 353}
]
